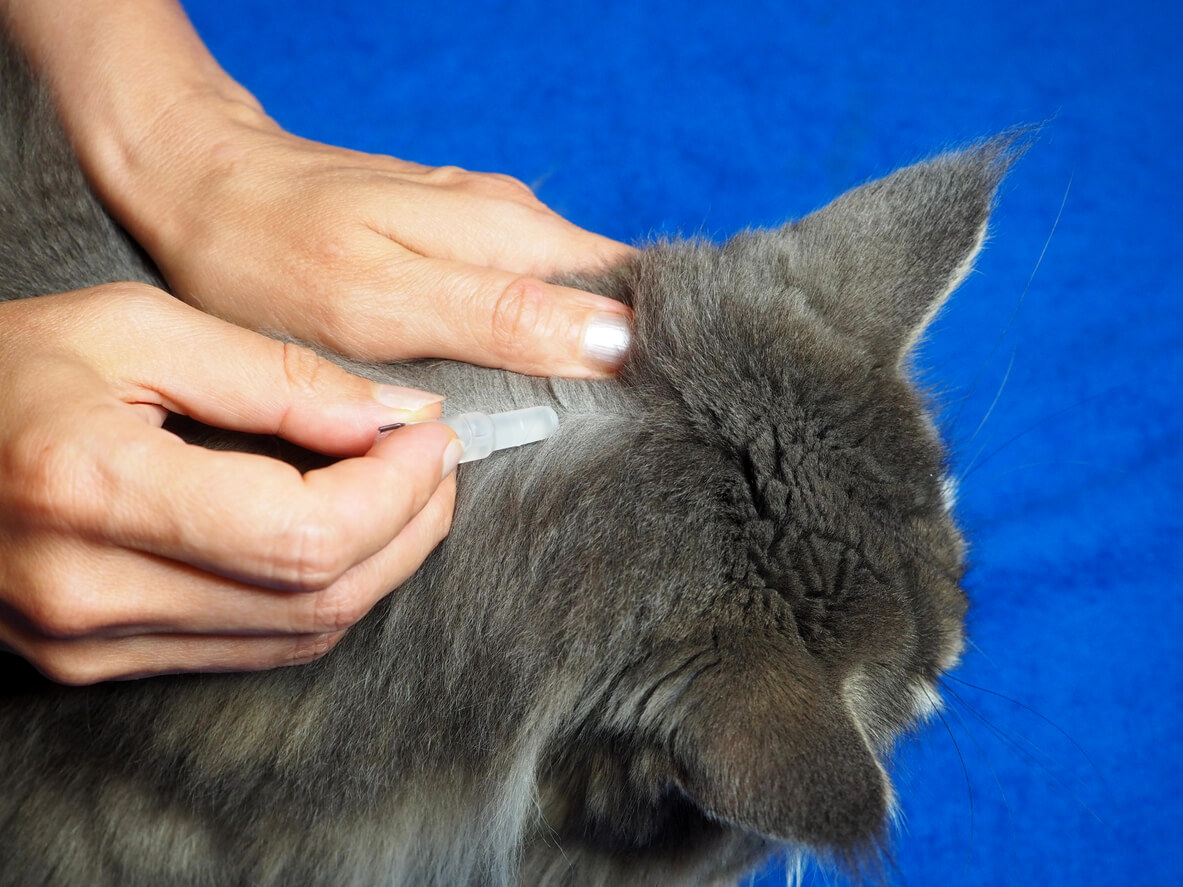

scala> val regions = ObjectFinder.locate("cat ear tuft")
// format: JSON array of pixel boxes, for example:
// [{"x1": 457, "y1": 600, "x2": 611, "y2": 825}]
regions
[
  {"x1": 783, "y1": 130, "x2": 1032, "y2": 363},
  {"x1": 668, "y1": 634, "x2": 889, "y2": 853}
]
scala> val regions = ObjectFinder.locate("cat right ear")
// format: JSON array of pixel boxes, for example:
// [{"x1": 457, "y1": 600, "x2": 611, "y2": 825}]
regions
[
  {"x1": 778, "y1": 132, "x2": 1029, "y2": 364},
  {"x1": 665, "y1": 632, "x2": 889, "y2": 855}
]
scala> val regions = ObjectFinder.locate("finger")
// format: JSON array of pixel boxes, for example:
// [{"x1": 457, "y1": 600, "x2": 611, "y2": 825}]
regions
[
  {"x1": 369, "y1": 174, "x2": 637, "y2": 278},
  {"x1": 118, "y1": 420, "x2": 458, "y2": 591},
  {"x1": 30, "y1": 397, "x2": 459, "y2": 590},
  {"x1": 301, "y1": 471, "x2": 456, "y2": 628},
  {"x1": 345, "y1": 253, "x2": 633, "y2": 376},
  {"x1": 72, "y1": 287, "x2": 443, "y2": 456},
  {"x1": 0, "y1": 620, "x2": 347, "y2": 685},
  {"x1": 5, "y1": 475, "x2": 455, "y2": 639}
]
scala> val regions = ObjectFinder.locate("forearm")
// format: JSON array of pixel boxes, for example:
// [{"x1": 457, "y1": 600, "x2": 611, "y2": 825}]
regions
[{"x1": 0, "y1": 0, "x2": 267, "y2": 250}]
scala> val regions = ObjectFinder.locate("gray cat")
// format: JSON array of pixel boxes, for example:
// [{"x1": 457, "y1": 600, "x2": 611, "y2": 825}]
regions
[{"x1": 0, "y1": 33, "x2": 1019, "y2": 887}]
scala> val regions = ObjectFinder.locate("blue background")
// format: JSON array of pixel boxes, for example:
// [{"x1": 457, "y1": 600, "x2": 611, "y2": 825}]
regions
[{"x1": 185, "y1": 1, "x2": 1181, "y2": 884}]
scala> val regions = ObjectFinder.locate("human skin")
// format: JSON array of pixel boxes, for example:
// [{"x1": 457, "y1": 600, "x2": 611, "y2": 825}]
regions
[
  {"x1": 0, "y1": 0, "x2": 634, "y2": 682},
  {"x1": 0, "y1": 0, "x2": 635, "y2": 372}
]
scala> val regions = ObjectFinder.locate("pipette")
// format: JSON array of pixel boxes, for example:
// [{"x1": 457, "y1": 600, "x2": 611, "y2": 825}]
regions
[{"x1": 377, "y1": 406, "x2": 559, "y2": 462}]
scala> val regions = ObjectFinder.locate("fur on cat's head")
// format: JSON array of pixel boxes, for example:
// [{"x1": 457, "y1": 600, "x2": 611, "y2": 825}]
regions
[{"x1": 461, "y1": 136, "x2": 1025, "y2": 875}]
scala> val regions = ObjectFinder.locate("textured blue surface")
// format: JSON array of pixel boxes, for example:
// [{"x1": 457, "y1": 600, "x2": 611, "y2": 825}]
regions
[{"x1": 184, "y1": 1, "x2": 1182, "y2": 883}]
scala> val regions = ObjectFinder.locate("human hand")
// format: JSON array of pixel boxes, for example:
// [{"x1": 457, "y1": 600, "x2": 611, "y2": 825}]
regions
[
  {"x1": 98, "y1": 93, "x2": 635, "y2": 374},
  {"x1": 4, "y1": 0, "x2": 633, "y2": 371},
  {"x1": 0, "y1": 284, "x2": 458, "y2": 684}
]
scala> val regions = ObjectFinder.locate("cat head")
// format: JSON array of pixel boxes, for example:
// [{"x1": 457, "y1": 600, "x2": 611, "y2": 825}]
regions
[{"x1": 504, "y1": 136, "x2": 1024, "y2": 871}]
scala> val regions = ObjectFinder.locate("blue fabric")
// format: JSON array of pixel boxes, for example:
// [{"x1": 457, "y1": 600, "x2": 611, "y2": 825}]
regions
[{"x1": 184, "y1": 1, "x2": 1182, "y2": 883}]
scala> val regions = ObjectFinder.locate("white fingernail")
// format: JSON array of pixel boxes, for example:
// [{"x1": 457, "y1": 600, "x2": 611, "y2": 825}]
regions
[{"x1": 580, "y1": 312, "x2": 631, "y2": 371}]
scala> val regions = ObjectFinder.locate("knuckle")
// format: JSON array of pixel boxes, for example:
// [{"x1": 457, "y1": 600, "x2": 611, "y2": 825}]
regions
[
  {"x1": 79, "y1": 284, "x2": 182, "y2": 365},
  {"x1": 100, "y1": 282, "x2": 175, "y2": 319},
  {"x1": 310, "y1": 585, "x2": 371, "y2": 633},
  {"x1": 288, "y1": 632, "x2": 343, "y2": 667},
  {"x1": 447, "y1": 169, "x2": 539, "y2": 201},
  {"x1": 489, "y1": 277, "x2": 548, "y2": 352},
  {"x1": 2, "y1": 424, "x2": 90, "y2": 527},
  {"x1": 422, "y1": 164, "x2": 471, "y2": 187},
  {"x1": 35, "y1": 648, "x2": 108, "y2": 686},
  {"x1": 23, "y1": 584, "x2": 99, "y2": 640},
  {"x1": 279, "y1": 341, "x2": 333, "y2": 402},
  {"x1": 274, "y1": 516, "x2": 350, "y2": 591},
  {"x1": 484, "y1": 173, "x2": 538, "y2": 201}
]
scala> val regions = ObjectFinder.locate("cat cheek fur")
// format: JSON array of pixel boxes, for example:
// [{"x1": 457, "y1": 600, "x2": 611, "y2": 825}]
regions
[{"x1": 0, "y1": 27, "x2": 1027, "y2": 886}]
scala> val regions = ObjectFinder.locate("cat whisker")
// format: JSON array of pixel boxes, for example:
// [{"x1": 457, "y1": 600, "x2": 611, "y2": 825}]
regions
[
  {"x1": 954, "y1": 348, "x2": 1017, "y2": 482},
  {"x1": 939, "y1": 680, "x2": 1112, "y2": 832},
  {"x1": 961, "y1": 348, "x2": 1017, "y2": 455},
  {"x1": 942, "y1": 682, "x2": 1061, "y2": 775},
  {"x1": 957, "y1": 388, "x2": 1113, "y2": 483},
  {"x1": 925, "y1": 689, "x2": 976, "y2": 870},
  {"x1": 960, "y1": 637, "x2": 1000, "y2": 672},
  {"x1": 942, "y1": 674, "x2": 1111, "y2": 795},
  {"x1": 930, "y1": 680, "x2": 1017, "y2": 859},
  {"x1": 946, "y1": 174, "x2": 1071, "y2": 437}
]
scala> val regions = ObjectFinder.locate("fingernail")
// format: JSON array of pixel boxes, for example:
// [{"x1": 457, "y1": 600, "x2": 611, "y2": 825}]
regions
[
  {"x1": 375, "y1": 385, "x2": 444, "y2": 414},
  {"x1": 580, "y1": 312, "x2": 632, "y2": 372},
  {"x1": 441, "y1": 436, "x2": 465, "y2": 478}
]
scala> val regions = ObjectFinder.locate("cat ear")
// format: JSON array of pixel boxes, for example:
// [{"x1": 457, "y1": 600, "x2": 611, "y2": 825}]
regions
[
  {"x1": 666, "y1": 632, "x2": 888, "y2": 852},
  {"x1": 781, "y1": 133, "x2": 1028, "y2": 363}
]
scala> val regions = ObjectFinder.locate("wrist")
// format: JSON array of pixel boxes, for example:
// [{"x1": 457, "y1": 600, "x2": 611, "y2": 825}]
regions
[
  {"x1": 0, "y1": 0, "x2": 270, "y2": 265},
  {"x1": 87, "y1": 84, "x2": 276, "y2": 265}
]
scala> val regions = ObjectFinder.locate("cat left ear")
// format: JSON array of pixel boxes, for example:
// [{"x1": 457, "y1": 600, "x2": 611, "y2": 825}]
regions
[
  {"x1": 664, "y1": 632, "x2": 888, "y2": 855},
  {"x1": 781, "y1": 132, "x2": 1029, "y2": 364}
]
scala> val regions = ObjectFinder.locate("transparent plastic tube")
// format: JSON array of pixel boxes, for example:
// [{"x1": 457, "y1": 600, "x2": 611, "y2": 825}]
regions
[{"x1": 441, "y1": 406, "x2": 560, "y2": 463}]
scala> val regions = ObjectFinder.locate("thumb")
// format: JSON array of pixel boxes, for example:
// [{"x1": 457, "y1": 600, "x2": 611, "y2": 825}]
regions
[{"x1": 79, "y1": 287, "x2": 443, "y2": 456}]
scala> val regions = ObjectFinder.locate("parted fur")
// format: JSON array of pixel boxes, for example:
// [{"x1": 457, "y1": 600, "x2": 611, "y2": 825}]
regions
[{"x1": 0, "y1": 33, "x2": 1020, "y2": 887}]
